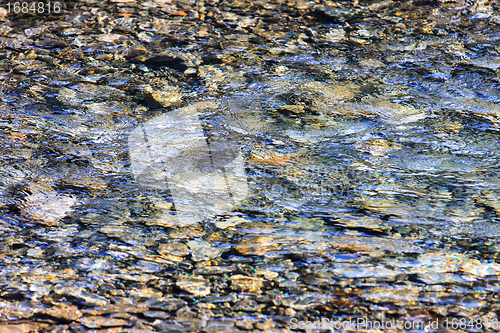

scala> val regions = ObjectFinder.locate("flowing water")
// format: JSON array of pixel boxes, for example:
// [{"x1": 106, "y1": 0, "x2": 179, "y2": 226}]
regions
[{"x1": 1, "y1": 0, "x2": 500, "y2": 331}]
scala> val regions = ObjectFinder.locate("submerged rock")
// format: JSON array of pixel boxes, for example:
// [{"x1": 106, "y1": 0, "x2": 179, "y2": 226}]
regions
[
  {"x1": 78, "y1": 316, "x2": 130, "y2": 329},
  {"x1": 229, "y1": 275, "x2": 263, "y2": 292},
  {"x1": 176, "y1": 276, "x2": 211, "y2": 297},
  {"x1": 187, "y1": 239, "x2": 225, "y2": 261},
  {"x1": 20, "y1": 185, "x2": 77, "y2": 225}
]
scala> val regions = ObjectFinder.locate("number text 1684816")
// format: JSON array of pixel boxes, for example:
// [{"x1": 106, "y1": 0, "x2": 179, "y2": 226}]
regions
[{"x1": 6, "y1": 2, "x2": 61, "y2": 14}]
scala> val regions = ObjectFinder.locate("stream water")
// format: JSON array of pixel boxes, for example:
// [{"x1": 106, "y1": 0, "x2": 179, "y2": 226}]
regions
[{"x1": 0, "y1": 0, "x2": 500, "y2": 332}]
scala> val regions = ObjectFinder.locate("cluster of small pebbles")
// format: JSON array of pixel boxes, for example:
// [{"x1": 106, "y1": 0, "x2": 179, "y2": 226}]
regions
[{"x1": 0, "y1": 0, "x2": 500, "y2": 332}]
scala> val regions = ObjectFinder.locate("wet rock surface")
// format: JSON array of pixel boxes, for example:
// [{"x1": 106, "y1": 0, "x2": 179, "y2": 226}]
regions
[{"x1": 1, "y1": 0, "x2": 500, "y2": 332}]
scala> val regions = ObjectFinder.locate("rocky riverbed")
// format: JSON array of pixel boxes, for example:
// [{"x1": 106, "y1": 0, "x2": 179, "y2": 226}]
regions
[{"x1": 0, "y1": 0, "x2": 500, "y2": 332}]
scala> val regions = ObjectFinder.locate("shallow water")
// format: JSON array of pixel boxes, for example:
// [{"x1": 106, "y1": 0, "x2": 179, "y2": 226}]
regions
[{"x1": 1, "y1": 0, "x2": 500, "y2": 331}]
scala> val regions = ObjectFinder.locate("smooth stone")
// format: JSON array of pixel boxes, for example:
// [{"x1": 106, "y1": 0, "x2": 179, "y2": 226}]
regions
[
  {"x1": 0, "y1": 325, "x2": 32, "y2": 333},
  {"x1": 78, "y1": 316, "x2": 130, "y2": 328},
  {"x1": 176, "y1": 276, "x2": 211, "y2": 297},
  {"x1": 229, "y1": 275, "x2": 263, "y2": 292}
]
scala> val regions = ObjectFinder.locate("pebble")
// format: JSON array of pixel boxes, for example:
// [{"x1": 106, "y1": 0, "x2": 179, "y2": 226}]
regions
[
  {"x1": 235, "y1": 236, "x2": 280, "y2": 256},
  {"x1": 254, "y1": 320, "x2": 274, "y2": 331},
  {"x1": 255, "y1": 269, "x2": 279, "y2": 280},
  {"x1": 157, "y1": 242, "x2": 190, "y2": 257},
  {"x1": 146, "y1": 297, "x2": 187, "y2": 312},
  {"x1": 187, "y1": 240, "x2": 224, "y2": 261},
  {"x1": 0, "y1": 325, "x2": 32, "y2": 333},
  {"x1": 229, "y1": 275, "x2": 264, "y2": 292},
  {"x1": 129, "y1": 288, "x2": 163, "y2": 298},
  {"x1": 44, "y1": 304, "x2": 82, "y2": 320},
  {"x1": 78, "y1": 316, "x2": 130, "y2": 328},
  {"x1": 142, "y1": 310, "x2": 170, "y2": 319},
  {"x1": 235, "y1": 320, "x2": 254, "y2": 330},
  {"x1": 176, "y1": 276, "x2": 211, "y2": 297},
  {"x1": 54, "y1": 287, "x2": 110, "y2": 307},
  {"x1": 148, "y1": 86, "x2": 183, "y2": 108},
  {"x1": 234, "y1": 298, "x2": 261, "y2": 312}
]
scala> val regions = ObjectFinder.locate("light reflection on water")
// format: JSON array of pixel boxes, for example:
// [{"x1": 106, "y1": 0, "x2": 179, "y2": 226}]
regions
[
  {"x1": 144, "y1": 77, "x2": 498, "y2": 237},
  {"x1": 0, "y1": 46, "x2": 499, "y2": 303}
]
